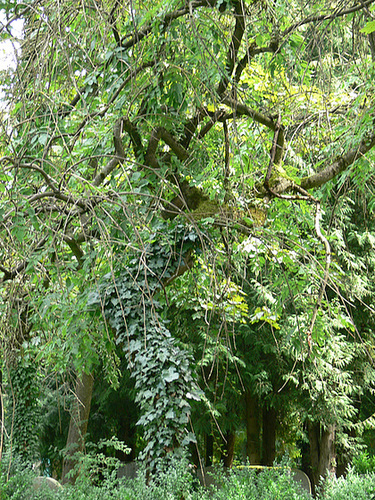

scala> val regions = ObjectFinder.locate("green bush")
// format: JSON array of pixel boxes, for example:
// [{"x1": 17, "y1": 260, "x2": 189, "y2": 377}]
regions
[
  {"x1": 352, "y1": 451, "x2": 375, "y2": 474},
  {"x1": 319, "y1": 469, "x2": 375, "y2": 500},
  {"x1": 5, "y1": 453, "x2": 375, "y2": 500},
  {"x1": 205, "y1": 466, "x2": 311, "y2": 500}
]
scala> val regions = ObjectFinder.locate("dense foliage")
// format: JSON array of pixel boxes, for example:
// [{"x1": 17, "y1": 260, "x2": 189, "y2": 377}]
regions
[{"x1": 1, "y1": 0, "x2": 375, "y2": 493}]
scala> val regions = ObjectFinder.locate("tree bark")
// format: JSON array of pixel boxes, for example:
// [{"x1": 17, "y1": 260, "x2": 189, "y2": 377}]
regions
[
  {"x1": 61, "y1": 372, "x2": 94, "y2": 484},
  {"x1": 262, "y1": 406, "x2": 276, "y2": 466},
  {"x1": 245, "y1": 391, "x2": 261, "y2": 464},
  {"x1": 307, "y1": 421, "x2": 336, "y2": 493},
  {"x1": 205, "y1": 433, "x2": 214, "y2": 467},
  {"x1": 223, "y1": 431, "x2": 235, "y2": 468}
]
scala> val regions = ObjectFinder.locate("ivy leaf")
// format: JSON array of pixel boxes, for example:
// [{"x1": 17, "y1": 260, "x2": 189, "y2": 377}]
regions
[{"x1": 164, "y1": 367, "x2": 179, "y2": 383}]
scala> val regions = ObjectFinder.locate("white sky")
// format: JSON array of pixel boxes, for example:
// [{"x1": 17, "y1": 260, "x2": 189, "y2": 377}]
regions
[{"x1": 0, "y1": 12, "x2": 23, "y2": 71}]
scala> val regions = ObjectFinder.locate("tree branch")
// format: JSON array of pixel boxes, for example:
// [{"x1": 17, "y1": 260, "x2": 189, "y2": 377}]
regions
[
  {"x1": 0, "y1": 237, "x2": 48, "y2": 284},
  {"x1": 109, "y1": 0, "x2": 122, "y2": 47},
  {"x1": 222, "y1": 97, "x2": 276, "y2": 130},
  {"x1": 122, "y1": 119, "x2": 144, "y2": 159},
  {"x1": 144, "y1": 127, "x2": 189, "y2": 169},
  {"x1": 282, "y1": 0, "x2": 375, "y2": 38},
  {"x1": 216, "y1": 0, "x2": 246, "y2": 97},
  {"x1": 301, "y1": 133, "x2": 375, "y2": 190}
]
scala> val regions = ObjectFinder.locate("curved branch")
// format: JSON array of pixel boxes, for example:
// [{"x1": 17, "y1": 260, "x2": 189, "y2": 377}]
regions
[
  {"x1": 73, "y1": 61, "x2": 155, "y2": 140},
  {"x1": 64, "y1": 235, "x2": 84, "y2": 268},
  {"x1": 234, "y1": 45, "x2": 276, "y2": 84},
  {"x1": 122, "y1": 119, "x2": 144, "y2": 159},
  {"x1": 121, "y1": 0, "x2": 215, "y2": 50},
  {"x1": 306, "y1": 202, "x2": 331, "y2": 352},
  {"x1": 282, "y1": 0, "x2": 375, "y2": 38},
  {"x1": 301, "y1": 133, "x2": 375, "y2": 190},
  {"x1": 145, "y1": 127, "x2": 189, "y2": 169},
  {"x1": 1, "y1": 157, "x2": 58, "y2": 191}
]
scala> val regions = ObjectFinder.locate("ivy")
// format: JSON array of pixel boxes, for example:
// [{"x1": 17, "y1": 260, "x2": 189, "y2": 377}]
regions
[
  {"x1": 88, "y1": 223, "x2": 201, "y2": 470},
  {"x1": 7, "y1": 359, "x2": 41, "y2": 463}
]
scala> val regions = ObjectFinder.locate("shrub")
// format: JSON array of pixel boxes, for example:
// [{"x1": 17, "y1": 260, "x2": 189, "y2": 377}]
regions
[
  {"x1": 352, "y1": 451, "x2": 375, "y2": 474},
  {"x1": 206, "y1": 466, "x2": 312, "y2": 500},
  {"x1": 318, "y1": 470, "x2": 375, "y2": 500}
]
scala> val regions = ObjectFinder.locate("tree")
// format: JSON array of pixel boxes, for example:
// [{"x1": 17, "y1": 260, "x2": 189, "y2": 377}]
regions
[{"x1": 1, "y1": 0, "x2": 375, "y2": 488}]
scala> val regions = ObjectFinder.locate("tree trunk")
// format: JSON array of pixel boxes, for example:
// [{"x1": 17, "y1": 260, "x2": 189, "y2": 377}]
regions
[
  {"x1": 262, "y1": 406, "x2": 276, "y2": 466},
  {"x1": 245, "y1": 391, "x2": 261, "y2": 464},
  {"x1": 61, "y1": 372, "x2": 94, "y2": 484},
  {"x1": 307, "y1": 421, "x2": 336, "y2": 494},
  {"x1": 205, "y1": 433, "x2": 213, "y2": 467},
  {"x1": 223, "y1": 431, "x2": 235, "y2": 468}
]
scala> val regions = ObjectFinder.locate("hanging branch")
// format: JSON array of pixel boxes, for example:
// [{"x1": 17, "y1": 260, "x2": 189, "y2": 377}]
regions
[
  {"x1": 223, "y1": 119, "x2": 230, "y2": 196},
  {"x1": 263, "y1": 115, "x2": 331, "y2": 352},
  {"x1": 306, "y1": 203, "x2": 331, "y2": 353}
]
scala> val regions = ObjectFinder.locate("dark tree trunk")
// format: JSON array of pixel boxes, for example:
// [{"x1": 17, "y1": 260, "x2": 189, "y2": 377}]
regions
[
  {"x1": 223, "y1": 431, "x2": 235, "y2": 468},
  {"x1": 61, "y1": 372, "x2": 94, "y2": 484},
  {"x1": 262, "y1": 406, "x2": 276, "y2": 466},
  {"x1": 205, "y1": 433, "x2": 214, "y2": 467},
  {"x1": 307, "y1": 421, "x2": 336, "y2": 494},
  {"x1": 245, "y1": 391, "x2": 261, "y2": 464}
]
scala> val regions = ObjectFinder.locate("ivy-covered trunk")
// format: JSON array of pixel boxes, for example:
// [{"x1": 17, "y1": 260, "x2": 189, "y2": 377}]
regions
[
  {"x1": 307, "y1": 421, "x2": 336, "y2": 493},
  {"x1": 62, "y1": 372, "x2": 94, "y2": 484},
  {"x1": 245, "y1": 391, "x2": 261, "y2": 464},
  {"x1": 8, "y1": 360, "x2": 40, "y2": 464}
]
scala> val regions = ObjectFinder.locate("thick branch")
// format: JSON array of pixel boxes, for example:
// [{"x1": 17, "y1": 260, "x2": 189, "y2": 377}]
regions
[
  {"x1": 234, "y1": 45, "x2": 276, "y2": 84},
  {"x1": 145, "y1": 127, "x2": 189, "y2": 169},
  {"x1": 109, "y1": 0, "x2": 122, "y2": 47},
  {"x1": 222, "y1": 97, "x2": 276, "y2": 130},
  {"x1": 122, "y1": 119, "x2": 144, "y2": 159},
  {"x1": 264, "y1": 114, "x2": 282, "y2": 193},
  {"x1": 216, "y1": 0, "x2": 246, "y2": 96},
  {"x1": 64, "y1": 235, "x2": 84, "y2": 268},
  {"x1": 301, "y1": 133, "x2": 375, "y2": 190}
]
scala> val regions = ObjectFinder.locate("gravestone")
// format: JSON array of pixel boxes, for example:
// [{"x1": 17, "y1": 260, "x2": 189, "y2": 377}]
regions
[
  {"x1": 117, "y1": 461, "x2": 138, "y2": 480},
  {"x1": 33, "y1": 476, "x2": 63, "y2": 491}
]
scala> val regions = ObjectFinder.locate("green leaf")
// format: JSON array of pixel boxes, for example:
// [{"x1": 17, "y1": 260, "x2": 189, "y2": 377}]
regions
[{"x1": 360, "y1": 20, "x2": 375, "y2": 34}]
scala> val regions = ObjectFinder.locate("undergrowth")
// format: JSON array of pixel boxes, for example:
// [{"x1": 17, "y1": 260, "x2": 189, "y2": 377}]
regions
[{"x1": 2, "y1": 451, "x2": 375, "y2": 499}]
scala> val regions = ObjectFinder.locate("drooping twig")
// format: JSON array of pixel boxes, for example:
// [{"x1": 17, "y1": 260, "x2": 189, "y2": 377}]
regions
[{"x1": 306, "y1": 202, "x2": 331, "y2": 353}]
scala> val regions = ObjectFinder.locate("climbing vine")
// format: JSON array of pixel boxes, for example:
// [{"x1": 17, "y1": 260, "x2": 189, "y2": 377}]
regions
[{"x1": 88, "y1": 222, "x2": 201, "y2": 469}]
